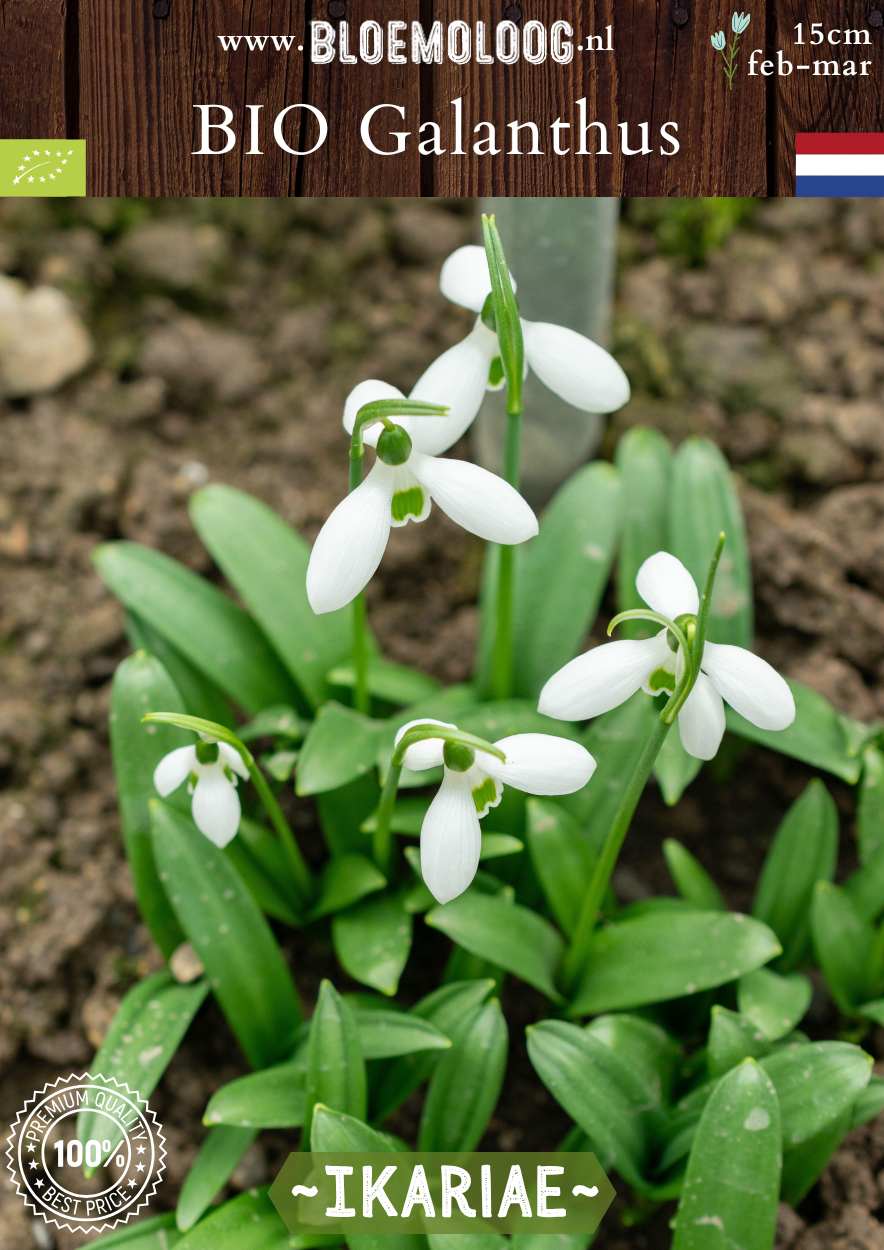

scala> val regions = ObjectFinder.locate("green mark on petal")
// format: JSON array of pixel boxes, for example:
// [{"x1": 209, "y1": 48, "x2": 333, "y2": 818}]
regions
[
  {"x1": 649, "y1": 667, "x2": 676, "y2": 694},
  {"x1": 391, "y1": 487, "x2": 426, "y2": 524},
  {"x1": 472, "y1": 776, "x2": 500, "y2": 816},
  {"x1": 488, "y1": 357, "x2": 505, "y2": 389}
]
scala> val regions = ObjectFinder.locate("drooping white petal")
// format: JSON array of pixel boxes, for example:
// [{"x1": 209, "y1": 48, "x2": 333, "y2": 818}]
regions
[
  {"x1": 218, "y1": 742, "x2": 249, "y2": 780},
  {"x1": 306, "y1": 461, "x2": 394, "y2": 614},
  {"x1": 191, "y1": 768, "x2": 242, "y2": 847},
  {"x1": 411, "y1": 453, "x2": 538, "y2": 545},
  {"x1": 677, "y1": 672, "x2": 726, "y2": 761},
  {"x1": 483, "y1": 733, "x2": 596, "y2": 795},
  {"x1": 702, "y1": 642, "x2": 796, "y2": 731},
  {"x1": 420, "y1": 772, "x2": 482, "y2": 904},
  {"x1": 343, "y1": 379, "x2": 407, "y2": 447},
  {"x1": 394, "y1": 718, "x2": 455, "y2": 772},
  {"x1": 154, "y1": 745, "x2": 197, "y2": 797},
  {"x1": 539, "y1": 636, "x2": 669, "y2": 721},
  {"x1": 522, "y1": 320, "x2": 631, "y2": 414},
  {"x1": 636, "y1": 552, "x2": 700, "y2": 620},
  {"x1": 439, "y1": 245, "x2": 494, "y2": 313},
  {"x1": 408, "y1": 324, "x2": 497, "y2": 456}
]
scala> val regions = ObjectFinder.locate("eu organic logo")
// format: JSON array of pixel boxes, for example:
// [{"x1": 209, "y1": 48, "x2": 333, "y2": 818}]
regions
[{"x1": 0, "y1": 141, "x2": 86, "y2": 196}]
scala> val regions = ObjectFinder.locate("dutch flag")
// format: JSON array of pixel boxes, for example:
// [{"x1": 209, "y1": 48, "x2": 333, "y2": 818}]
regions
[{"x1": 796, "y1": 133, "x2": 884, "y2": 197}]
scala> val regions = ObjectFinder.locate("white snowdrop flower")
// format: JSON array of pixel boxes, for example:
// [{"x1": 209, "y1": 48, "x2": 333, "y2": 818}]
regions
[
  {"x1": 306, "y1": 380, "x2": 538, "y2": 615},
  {"x1": 539, "y1": 551, "x2": 796, "y2": 762},
  {"x1": 395, "y1": 719, "x2": 596, "y2": 904},
  {"x1": 438, "y1": 244, "x2": 631, "y2": 415},
  {"x1": 153, "y1": 738, "x2": 249, "y2": 848}
]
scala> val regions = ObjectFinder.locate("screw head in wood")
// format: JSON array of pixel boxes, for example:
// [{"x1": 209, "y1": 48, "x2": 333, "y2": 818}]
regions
[
  {"x1": 328, "y1": 0, "x2": 347, "y2": 18},
  {"x1": 672, "y1": 6, "x2": 690, "y2": 27}
]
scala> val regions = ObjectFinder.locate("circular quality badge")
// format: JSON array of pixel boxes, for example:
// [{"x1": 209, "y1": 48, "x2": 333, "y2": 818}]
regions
[{"x1": 5, "y1": 1073, "x2": 165, "y2": 1235}]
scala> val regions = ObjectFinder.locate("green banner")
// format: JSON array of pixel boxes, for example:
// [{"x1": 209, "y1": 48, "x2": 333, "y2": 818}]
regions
[
  {"x1": 270, "y1": 1152, "x2": 615, "y2": 1234},
  {"x1": 0, "y1": 141, "x2": 86, "y2": 196}
]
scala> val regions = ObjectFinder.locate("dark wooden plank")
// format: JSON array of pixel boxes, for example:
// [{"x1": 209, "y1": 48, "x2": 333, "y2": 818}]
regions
[
  {"x1": 0, "y1": 0, "x2": 68, "y2": 138},
  {"x1": 300, "y1": 0, "x2": 423, "y2": 196},
  {"x1": 772, "y1": 0, "x2": 884, "y2": 193}
]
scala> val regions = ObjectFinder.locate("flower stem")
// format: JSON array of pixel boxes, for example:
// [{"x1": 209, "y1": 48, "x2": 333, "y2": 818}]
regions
[
  {"x1": 372, "y1": 761, "x2": 402, "y2": 877},
  {"x1": 348, "y1": 450, "x2": 370, "y2": 716},
  {"x1": 246, "y1": 759, "x2": 312, "y2": 907},
  {"x1": 561, "y1": 713, "x2": 672, "y2": 993},
  {"x1": 490, "y1": 396, "x2": 524, "y2": 700}
]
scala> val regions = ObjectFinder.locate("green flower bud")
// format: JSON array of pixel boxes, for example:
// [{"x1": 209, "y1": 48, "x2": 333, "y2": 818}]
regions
[
  {"x1": 443, "y1": 740, "x2": 476, "y2": 773},
  {"x1": 376, "y1": 424, "x2": 413, "y2": 466}
]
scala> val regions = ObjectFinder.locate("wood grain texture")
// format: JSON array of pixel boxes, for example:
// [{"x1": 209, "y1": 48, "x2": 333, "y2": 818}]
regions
[
  {"x1": 772, "y1": 0, "x2": 884, "y2": 193},
  {"x1": 300, "y1": 0, "x2": 423, "y2": 196},
  {"x1": 0, "y1": 0, "x2": 68, "y2": 138}
]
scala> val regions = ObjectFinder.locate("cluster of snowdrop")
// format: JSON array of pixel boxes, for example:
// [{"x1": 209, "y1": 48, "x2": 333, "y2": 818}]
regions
[{"x1": 153, "y1": 238, "x2": 795, "y2": 905}]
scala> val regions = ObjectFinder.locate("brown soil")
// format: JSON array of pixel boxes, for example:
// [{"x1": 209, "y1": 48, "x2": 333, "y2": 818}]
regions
[{"x1": 1, "y1": 198, "x2": 883, "y2": 1248}]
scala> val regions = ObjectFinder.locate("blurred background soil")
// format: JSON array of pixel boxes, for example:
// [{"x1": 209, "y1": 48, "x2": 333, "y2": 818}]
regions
[{"x1": 1, "y1": 197, "x2": 884, "y2": 1248}]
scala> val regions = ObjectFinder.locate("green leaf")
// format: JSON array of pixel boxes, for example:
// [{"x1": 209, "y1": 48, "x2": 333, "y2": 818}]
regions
[
  {"x1": 858, "y1": 746, "x2": 884, "y2": 862},
  {"x1": 151, "y1": 801, "x2": 301, "y2": 1066},
  {"x1": 527, "y1": 1020, "x2": 652, "y2": 1187},
  {"x1": 737, "y1": 968, "x2": 812, "y2": 1041},
  {"x1": 752, "y1": 779, "x2": 838, "y2": 969},
  {"x1": 239, "y1": 705, "x2": 308, "y2": 744},
  {"x1": 372, "y1": 980, "x2": 495, "y2": 1121},
  {"x1": 176, "y1": 1126, "x2": 257, "y2": 1231},
  {"x1": 127, "y1": 611, "x2": 232, "y2": 726},
  {"x1": 304, "y1": 980, "x2": 367, "y2": 1144},
  {"x1": 460, "y1": 700, "x2": 582, "y2": 745},
  {"x1": 426, "y1": 892, "x2": 564, "y2": 1001},
  {"x1": 110, "y1": 652, "x2": 186, "y2": 956},
  {"x1": 671, "y1": 1060, "x2": 780, "y2": 1250},
  {"x1": 707, "y1": 1008, "x2": 769, "y2": 1079},
  {"x1": 204, "y1": 1062, "x2": 305, "y2": 1129},
  {"x1": 860, "y1": 999, "x2": 884, "y2": 1027},
  {"x1": 94, "y1": 543, "x2": 297, "y2": 714},
  {"x1": 851, "y1": 1075, "x2": 884, "y2": 1129},
  {"x1": 570, "y1": 911, "x2": 780, "y2": 1016},
  {"x1": 224, "y1": 820, "x2": 301, "y2": 926},
  {"x1": 85, "y1": 1213, "x2": 181, "y2": 1249},
  {"x1": 297, "y1": 702, "x2": 382, "y2": 796},
  {"x1": 308, "y1": 854, "x2": 387, "y2": 922},
  {"x1": 728, "y1": 680, "x2": 862, "y2": 784},
  {"x1": 762, "y1": 1041, "x2": 872, "y2": 1149},
  {"x1": 780, "y1": 1113, "x2": 850, "y2": 1207},
  {"x1": 811, "y1": 882, "x2": 876, "y2": 1013},
  {"x1": 319, "y1": 774, "x2": 381, "y2": 857},
  {"x1": 526, "y1": 799, "x2": 594, "y2": 936},
  {"x1": 355, "y1": 1008, "x2": 452, "y2": 1060},
  {"x1": 311, "y1": 1105, "x2": 402, "y2": 1153},
  {"x1": 654, "y1": 731, "x2": 702, "y2": 807},
  {"x1": 586, "y1": 1014, "x2": 680, "y2": 1108},
  {"x1": 512, "y1": 462, "x2": 622, "y2": 697},
  {"x1": 663, "y1": 840, "x2": 726, "y2": 911},
  {"x1": 78, "y1": 972, "x2": 207, "y2": 1162},
  {"x1": 328, "y1": 657, "x2": 440, "y2": 708},
  {"x1": 616, "y1": 427, "x2": 673, "y2": 637},
  {"x1": 332, "y1": 892, "x2": 413, "y2": 996},
  {"x1": 561, "y1": 692, "x2": 658, "y2": 840},
  {"x1": 668, "y1": 437, "x2": 753, "y2": 648},
  {"x1": 419, "y1": 999, "x2": 507, "y2": 1150},
  {"x1": 190, "y1": 485, "x2": 350, "y2": 709},
  {"x1": 175, "y1": 1188, "x2": 290, "y2": 1250},
  {"x1": 845, "y1": 844, "x2": 884, "y2": 923}
]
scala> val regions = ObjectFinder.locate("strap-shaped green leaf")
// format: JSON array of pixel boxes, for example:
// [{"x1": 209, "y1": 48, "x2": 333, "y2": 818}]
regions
[
  {"x1": 728, "y1": 679, "x2": 862, "y2": 784},
  {"x1": 418, "y1": 999, "x2": 507, "y2": 1151},
  {"x1": 83, "y1": 1213, "x2": 181, "y2": 1249},
  {"x1": 176, "y1": 1126, "x2": 257, "y2": 1231},
  {"x1": 616, "y1": 426, "x2": 673, "y2": 636},
  {"x1": 811, "y1": 881, "x2": 876, "y2": 1013},
  {"x1": 95, "y1": 542, "x2": 297, "y2": 713},
  {"x1": 570, "y1": 911, "x2": 780, "y2": 1016},
  {"x1": 190, "y1": 485, "x2": 350, "y2": 709},
  {"x1": 224, "y1": 819, "x2": 301, "y2": 926},
  {"x1": 328, "y1": 657, "x2": 439, "y2": 708},
  {"x1": 672, "y1": 1060, "x2": 780, "y2": 1250},
  {"x1": 127, "y1": 611, "x2": 232, "y2": 726},
  {"x1": 426, "y1": 892, "x2": 564, "y2": 1001},
  {"x1": 707, "y1": 1007, "x2": 769, "y2": 1079},
  {"x1": 78, "y1": 972, "x2": 207, "y2": 1163},
  {"x1": 526, "y1": 799, "x2": 594, "y2": 936},
  {"x1": 669, "y1": 437, "x2": 753, "y2": 648},
  {"x1": 663, "y1": 840, "x2": 725, "y2": 911},
  {"x1": 737, "y1": 968, "x2": 812, "y2": 1041},
  {"x1": 204, "y1": 1062, "x2": 305, "y2": 1129},
  {"x1": 175, "y1": 1188, "x2": 292, "y2": 1250},
  {"x1": 372, "y1": 980, "x2": 495, "y2": 1121},
  {"x1": 586, "y1": 1015, "x2": 680, "y2": 1109},
  {"x1": 511, "y1": 461, "x2": 623, "y2": 698},
  {"x1": 845, "y1": 844, "x2": 884, "y2": 924},
  {"x1": 304, "y1": 980, "x2": 367, "y2": 1145},
  {"x1": 526, "y1": 1019, "x2": 653, "y2": 1188},
  {"x1": 354, "y1": 1009, "x2": 451, "y2": 1060},
  {"x1": 753, "y1": 779, "x2": 838, "y2": 970},
  {"x1": 762, "y1": 1040, "x2": 872, "y2": 1149},
  {"x1": 858, "y1": 745, "x2": 884, "y2": 862},
  {"x1": 297, "y1": 702, "x2": 383, "y2": 796},
  {"x1": 111, "y1": 652, "x2": 187, "y2": 956},
  {"x1": 151, "y1": 801, "x2": 301, "y2": 1066},
  {"x1": 653, "y1": 730, "x2": 702, "y2": 807},
  {"x1": 308, "y1": 854, "x2": 387, "y2": 922},
  {"x1": 332, "y1": 891, "x2": 413, "y2": 996}
]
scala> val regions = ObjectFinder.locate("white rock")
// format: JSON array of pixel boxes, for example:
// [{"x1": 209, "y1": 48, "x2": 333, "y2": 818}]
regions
[{"x1": 0, "y1": 275, "x2": 92, "y2": 397}]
